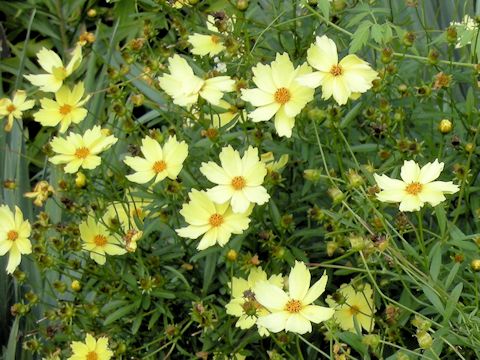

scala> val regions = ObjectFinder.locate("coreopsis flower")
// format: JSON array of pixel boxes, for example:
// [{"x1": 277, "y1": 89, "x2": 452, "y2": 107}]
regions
[
  {"x1": 373, "y1": 159, "x2": 459, "y2": 212},
  {"x1": 188, "y1": 15, "x2": 226, "y2": 57},
  {"x1": 297, "y1": 35, "x2": 378, "y2": 105},
  {"x1": 79, "y1": 216, "x2": 126, "y2": 265},
  {"x1": 241, "y1": 53, "x2": 314, "y2": 137},
  {"x1": 24, "y1": 181, "x2": 54, "y2": 207},
  {"x1": 67, "y1": 333, "x2": 113, "y2": 360},
  {"x1": 34, "y1": 82, "x2": 90, "y2": 133},
  {"x1": 226, "y1": 267, "x2": 283, "y2": 336},
  {"x1": 254, "y1": 261, "x2": 334, "y2": 334},
  {"x1": 200, "y1": 146, "x2": 269, "y2": 213},
  {"x1": 103, "y1": 199, "x2": 148, "y2": 252},
  {"x1": 176, "y1": 189, "x2": 251, "y2": 250},
  {"x1": 326, "y1": 283, "x2": 375, "y2": 332},
  {"x1": 261, "y1": 152, "x2": 289, "y2": 173},
  {"x1": 25, "y1": 45, "x2": 82, "y2": 93},
  {"x1": 49, "y1": 126, "x2": 118, "y2": 173},
  {"x1": 0, "y1": 90, "x2": 35, "y2": 131},
  {"x1": 124, "y1": 135, "x2": 188, "y2": 184},
  {"x1": 158, "y1": 54, "x2": 235, "y2": 107},
  {"x1": 0, "y1": 205, "x2": 32, "y2": 274}
]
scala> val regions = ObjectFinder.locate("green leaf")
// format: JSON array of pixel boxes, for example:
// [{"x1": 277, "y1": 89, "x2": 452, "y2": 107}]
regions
[
  {"x1": 371, "y1": 23, "x2": 384, "y2": 44},
  {"x1": 5, "y1": 317, "x2": 19, "y2": 360},
  {"x1": 444, "y1": 262, "x2": 460, "y2": 289},
  {"x1": 421, "y1": 285, "x2": 444, "y2": 314},
  {"x1": 443, "y1": 283, "x2": 462, "y2": 322},
  {"x1": 350, "y1": 21, "x2": 371, "y2": 53},
  {"x1": 317, "y1": 0, "x2": 330, "y2": 19},
  {"x1": 429, "y1": 243, "x2": 442, "y2": 282},
  {"x1": 434, "y1": 206, "x2": 447, "y2": 238},
  {"x1": 104, "y1": 301, "x2": 140, "y2": 326}
]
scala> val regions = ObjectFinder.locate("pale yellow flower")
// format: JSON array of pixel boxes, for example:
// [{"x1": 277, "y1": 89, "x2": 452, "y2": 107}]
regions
[
  {"x1": 159, "y1": 54, "x2": 235, "y2": 107},
  {"x1": 0, "y1": 205, "x2": 32, "y2": 274},
  {"x1": 326, "y1": 283, "x2": 375, "y2": 332},
  {"x1": 188, "y1": 16, "x2": 225, "y2": 57},
  {"x1": 0, "y1": 90, "x2": 35, "y2": 131},
  {"x1": 374, "y1": 159, "x2": 459, "y2": 212},
  {"x1": 25, "y1": 45, "x2": 82, "y2": 93},
  {"x1": 67, "y1": 333, "x2": 113, "y2": 360},
  {"x1": 34, "y1": 82, "x2": 90, "y2": 133},
  {"x1": 124, "y1": 135, "x2": 188, "y2": 184},
  {"x1": 226, "y1": 267, "x2": 283, "y2": 335},
  {"x1": 261, "y1": 152, "x2": 289, "y2": 173},
  {"x1": 200, "y1": 146, "x2": 269, "y2": 213},
  {"x1": 241, "y1": 53, "x2": 314, "y2": 137},
  {"x1": 79, "y1": 216, "x2": 126, "y2": 265},
  {"x1": 176, "y1": 190, "x2": 251, "y2": 250},
  {"x1": 102, "y1": 198, "x2": 148, "y2": 253},
  {"x1": 297, "y1": 35, "x2": 378, "y2": 105},
  {"x1": 254, "y1": 261, "x2": 334, "y2": 334},
  {"x1": 49, "y1": 126, "x2": 117, "y2": 173},
  {"x1": 24, "y1": 181, "x2": 54, "y2": 207}
]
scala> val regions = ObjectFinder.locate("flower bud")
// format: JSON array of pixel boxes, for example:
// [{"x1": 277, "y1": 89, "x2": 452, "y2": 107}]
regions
[
  {"x1": 236, "y1": 0, "x2": 249, "y2": 10},
  {"x1": 465, "y1": 142, "x2": 475, "y2": 153},
  {"x1": 131, "y1": 94, "x2": 145, "y2": 107},
  {"x1": 446, "y1": 26, "x2": 457, "y2": 44},
  {"x1": 71, "y1": 280, "x2": 82, "y2": 292},
  {"x1": 362, "y1": 334, "x2": 380, "y2": 349},
  {"x1": 87, "y1": 9, "x2": 97, "y2": 17},
  {"x1": 403, "y1": 32, "x2": 416, "y2": 47},
  {"x1": 438, "y1": 119, "x2": 452, "y2": 134},
  {"x1": 347, "y1": 169, "x2": 364, "y2": 188},
  {"x1": 417, "y1": 331, "x2": 433, "y2": 349},
  {"x1": 226, "y1": 249, "x2": 238, "y2": 262},
  {"x1": 304, "y1": 169, "x2": 322, "y2": 182},
  {"x1": 428, "y1": 49, "x2": 439, "y2": 65},
  {"x1": 471, "y1": 259, "x2": 480, "y2": 271},
  {"x1": 349, "y1": 234, "x2": 368, "y2": 251},
  {"x1": 381, "y1": 48, "x2": 393, "y2": 64},
  {"x1": 327, "y1": 187, "x2": 345, "y2": 204}
]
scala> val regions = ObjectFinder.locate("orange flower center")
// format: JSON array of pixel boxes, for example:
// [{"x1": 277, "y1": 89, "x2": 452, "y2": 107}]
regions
[
  {"x1": 274, "y1": 87, "x2": 291, "y2": 104},
  {"x1": 231, "y1": 176, "x2": 246, "y2": 190},
  {"x1": 6, "y1": 104, "x2": 16, "y2": 113},
  {"x1": 285, "y1": 299, "x2": 302, "y2": 313},
  {"x1": 349, "y1": 305, "x2": 360, "y2": 315},
  {"x1": 7, "y1": 230, "x2": 18, "y2": 241},
  {"x1": 59, "y1": 104, "x2": 73, "y2": 115},
  {"x1": 209, "y1": 213, "x2": 224, "y2": 227},
  {"x1": 405, "y1": 182, "x2": 423, "y2": 195},
  {"x1": 211, "y1": 35, "x2": 220, "y2": 44},
  {"x1": 93, "y1": 234, "x2": 107, "y2": 247},
  {"x1": 330, "y1": 64, "x2": 343, "y2": 76},
  {"x1": 75, "y1": 147, "x2": 90, "y2": 159},
  {"x1": 86, "y1": 351, "x2": 98, "y2": 360},
  {"x1": 152, "y1": 160, "x2": 167, "y2": 173}
]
